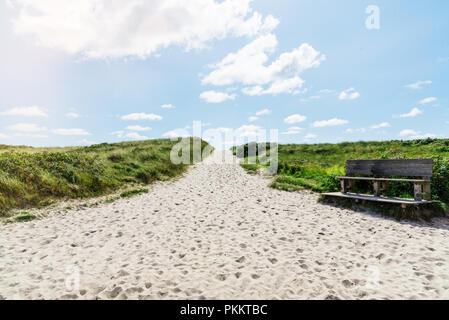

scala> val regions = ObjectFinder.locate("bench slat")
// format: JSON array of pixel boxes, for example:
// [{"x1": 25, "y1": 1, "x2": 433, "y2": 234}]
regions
[{"x1": 346, "y1": 159, "x2": 433, "y2": 177}]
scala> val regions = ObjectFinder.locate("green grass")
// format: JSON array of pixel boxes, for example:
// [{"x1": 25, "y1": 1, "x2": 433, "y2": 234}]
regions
[
  {"x1": 0, "y1": 138, "x2": 211, "y2": 215},
  {"x1": 234, "y1": 138, "x2": 449, "y2": 204},
  {"x1": 120, "y1": 188, "x2": 149, "y2": 198}
]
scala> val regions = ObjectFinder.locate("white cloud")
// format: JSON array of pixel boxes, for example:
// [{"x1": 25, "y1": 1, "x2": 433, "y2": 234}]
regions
[
  {"x1": 370, "y1": 122, "x2": 390, "y2": 129},
  {"x1": 235, "y1": 124, "x2": 261, "y2": 137},
  {"x1": 199, "y1": 90, "x2": 236, "y2": 103},
  {"x1": 405, "y1": 80, "x2": 432, "y2": 90},
  {"x1": 121, "y1": 113, "x2": 162, "y2": 121},
  {"x1": 281, "y1": 127, "x2": 302, "y2": 135},
  {"x1": 125, "y1": 125, "x2": 151, "y2": 132},
  {"x1": 0, "y1": 133, "x2": 10, "y2": 139},
  {"x1": 7, "y1": 123, "x2": 47, "y2": 132},
  {"x1": 161, "y1": 104, "x2": 175, "y2": 109},
  {"x1": 255, "y1": 108, "x2": 271, "y2": 116},
  {"x1": 312, "y1": 118, "x2": 348, "y2": 127},
  {"x1": 248, "y1": 116, "x2": 258, "y2": 122},
  {"x1": 111, "y1": 130, "x2": 125, "y2": 138},
  {"x1": 11, "y1": 0, "x2": 278, "y2": 59},
  {"x1": 162, "y1": 129, "x2": 189, "y2": 138},
  {"x1": 318, "y1": 89, "x2": 333, "y2": 94},
  {"x1": 125, "y1": 132, "x2": 148, "y2": 140},
  {"x1": 339, "y1": 88, "x2": 360, "y2": 100},
  {"x1": 0, "y1": 106, "x2": 48, "y2": 117},
  {"x1": 304, "y1": 133, "x2": 317, "y2": 140},
  {"x1": 419, "y1": 97, "x2": 437, "y2": 104},
  {"x1": 66, "y1": 112, "x2": 80, "y2": 118},
  {"x1": 284, "y1": 114, "x2": 307, "y2": 124},
  {"x1": 345, "y1": 128, "x2": 366, "y2": 134},
  {"x1": 399, "y1": 107, "x2": 422, "y2": 118},
  {"x1": 399, "y1": 129, "x2": 418, "y2": 137},
  {"x1": 52, "y1": 128, "x2": 90, "y2": 136},
  {"x1": 399, "y1": 129, "x2": 436, "y2": 139},
  {"x1": 13, "y1": 133, "x2": 48, "y2": 138},
  {"x1": 77, "y1": 138, "x2": 96, "y2": 145},
  {"x1": 202, "y1": 33, "x2": 325, "y2": 96}
]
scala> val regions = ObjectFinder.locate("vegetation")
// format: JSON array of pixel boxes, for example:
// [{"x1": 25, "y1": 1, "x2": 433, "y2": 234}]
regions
[
  {"x1": 234, "y1": 138, "x2": 449, "y2": 205},
  {"x1": 120, "y1": 188, "x2": 149, "y2": 198},
  {"x1": 0, "y1": 138, "x2": 210, "y2": 215}
]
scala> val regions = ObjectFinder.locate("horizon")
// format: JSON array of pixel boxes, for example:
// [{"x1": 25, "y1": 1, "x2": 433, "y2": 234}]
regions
[{"x1": 0, "y1": 0, "x2": 448, "y2": 149}]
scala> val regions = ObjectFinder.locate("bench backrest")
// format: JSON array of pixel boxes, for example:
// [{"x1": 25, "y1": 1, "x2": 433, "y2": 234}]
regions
[{"x1": 346, "y1": 159, "x2": 433, "y2": 177}]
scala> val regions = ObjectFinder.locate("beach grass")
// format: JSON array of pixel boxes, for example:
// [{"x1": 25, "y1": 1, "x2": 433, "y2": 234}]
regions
[{"x1": 0, "y1": 138, "x2": 211, "y2": 215}]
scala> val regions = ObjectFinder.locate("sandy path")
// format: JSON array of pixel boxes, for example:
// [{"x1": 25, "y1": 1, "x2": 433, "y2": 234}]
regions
[{"x1": 1, "y1": 151, "x2": 449, "y2": 300}]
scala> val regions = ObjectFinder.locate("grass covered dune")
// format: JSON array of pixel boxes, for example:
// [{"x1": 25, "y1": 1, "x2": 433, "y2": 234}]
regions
[
  {"x1": 0, "y1": 138, "x2": 210, "y2": 215},
  {"x1": 234, "y1": 138, "x2": 449, "y2": 212}
]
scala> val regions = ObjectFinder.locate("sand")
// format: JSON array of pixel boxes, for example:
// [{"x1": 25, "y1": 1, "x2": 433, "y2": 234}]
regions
[{"x1": 1, "y1": 150, "x2": 449, "y2": 300}]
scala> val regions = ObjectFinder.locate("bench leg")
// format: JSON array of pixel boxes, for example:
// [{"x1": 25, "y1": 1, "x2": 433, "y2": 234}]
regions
[
  {"x1": 341, "y1": 180, "x2": 347, "y2": 193},
  {"x1": 423, "y1": 182, "x2": 431, "y2": 201},
  {"x1": 414, "y1": 183, "x2": 423, "y2": 201},
  {"x1": 381, "y1": 181, "x2": 389, "y2": 196},
  {"x1": 348, "y1": 180, "x2": 354, "y2": 192},
  {"x1": 373, "y1": 181, "x2": 380, "y2": 197}
]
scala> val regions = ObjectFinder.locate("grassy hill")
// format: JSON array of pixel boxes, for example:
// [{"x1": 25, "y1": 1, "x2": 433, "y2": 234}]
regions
[
  {"x1": 0, "y1": 138, "x2": 210, "y2": 215},
  {"x1": 234, "y1": 138, "x2": 449, "y2": 204}
]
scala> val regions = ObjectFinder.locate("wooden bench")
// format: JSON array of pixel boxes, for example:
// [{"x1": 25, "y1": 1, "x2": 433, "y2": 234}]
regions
[{"x1": 322, "y1": 159, "x2": 435, "y2": 206}]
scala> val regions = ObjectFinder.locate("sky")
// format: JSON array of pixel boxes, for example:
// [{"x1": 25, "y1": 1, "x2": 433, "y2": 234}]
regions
[{"x1": 0, "y1": 0, "x2": 448, "y2": 149}]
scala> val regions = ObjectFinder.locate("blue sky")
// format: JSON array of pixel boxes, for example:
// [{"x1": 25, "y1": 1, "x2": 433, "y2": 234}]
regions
[{"x1": 0, "y1": 0, "x2": 448, "y2": 149}]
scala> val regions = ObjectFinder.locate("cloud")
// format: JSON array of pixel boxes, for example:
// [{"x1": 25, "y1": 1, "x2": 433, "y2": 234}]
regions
[
  {"x1": 111, "y1": 130, "x2": 125, "y2": 138},
  {"x1": 125, "y1": 125, "x2": 151, "y2": 132},
  {"x1": 339, "y1": 88, "x2": 360, "y2": 100},
  {"x1": 13, "y1": 133, "x2": 48, "y2": 138},
  {"x1": 370, "y1": 122, "x2": 390, "y2": 129},
  {"x1": 255, "y1": 108, "x2": 271, "y2": 116},
  {"x1": 312, "y1": 118, "x2": 348, "y2": 127},
  {"x1": 284, "y1": 114, "x2": 306, "y2": 124},
  {"x1": 202, "y1": 33, "x2": 325, "y2": 96},
  {"x1": 318, "y1": 89, "x2": 333, "y2": 94},
  {"x1": 281, "y1": 127, "x2": 302, "y2": 135},
  {"x1": 162, "y1": 129, "x2": 189, "y2": 138},
  {"x1": 0, "y1": 106, "x2": 48, "y2": 117},
  {"x1": 161, "y1": 104, "x2": 175, "y2": 109},
  {"x1": 345, "y1": 128, "x2": 366, "y2": 134},
  {"x1": 248, "y1": 116, "x2": 258, "y2": 122},
  {"x1": 399, "y1": 107, "x2": 422, "y2": 118},
  {"x1": 405, "y1": 80, "x2": 432, "y2": 90},
  {"x1": 52, "y1": 128, "x2": 90, "y2": 136},
  {"x1": 235, "y1": 124, "x2": 261, "y2": 137},
  {"x1": 66, "y1": 112, "x2": 80, "y2": 118},
  {"x1": 304, "y1": 133, "x2": 317, "y2": 141},
  {"x1": 399, "y1": 129, "x2": 436, "y2": 139},
  {"x1": 199, "y1": 90, "x2": 236, "y2": 103},
  {"x1": 121, "y1": 113, "x2": 162, "y2": 121},
  {"x1": 399, "y1": 129, "x2": 418, "y2": 137},
  {"x1": 7, "y1": 123, "x2": 47, "y2": 132},
  {"x1": 11, "y1": 0, "x2": 278, "y2": 59},
  {"x1": 0, "y1": 133, "x2": 10, "y2": 139},
  {"x1": 77, "y1": 138, "x2": 96, "y2": 145},
  {"x1": 125, "y1": 132, "x2": 148, "y2": 140},
  {"x1": 419, "y1": 97, "x2": 437, "y2": 104}
]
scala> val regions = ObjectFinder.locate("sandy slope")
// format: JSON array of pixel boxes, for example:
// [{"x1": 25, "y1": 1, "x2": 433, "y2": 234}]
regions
[{"x1": 1, "y1": 151, "x2": 449, "y2": 300}]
